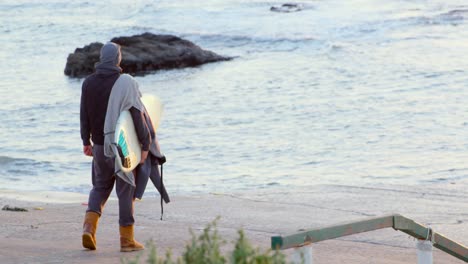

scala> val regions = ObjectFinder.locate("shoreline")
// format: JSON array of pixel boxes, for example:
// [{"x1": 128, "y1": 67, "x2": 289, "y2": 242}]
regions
[
  {"x1": 0, "y1": 189, "x2": 90, "y2": 205},
  {"x1": 1, "y1": 184, "x2": 466, "y2": 263}
]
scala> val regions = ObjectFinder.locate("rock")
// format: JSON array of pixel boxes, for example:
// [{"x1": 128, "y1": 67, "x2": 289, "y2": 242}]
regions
[
  {"x1": 270, "y1": 3, "x2": 303, "y2": 13},
  {"x1": 2, "y1": 205, "x2": 28, "y2": 212},
  {"x1": 64, "y1": 42, "x2": 102, "y2": 77},
  {"x1": 64, "y1": 33, "x2": 232, "y2": 77}
]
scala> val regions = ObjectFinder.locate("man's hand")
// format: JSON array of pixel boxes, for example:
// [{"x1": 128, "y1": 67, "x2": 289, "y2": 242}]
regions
[
  {"x1": 140, "y1": 150, "x2": 149, "y2": 164},
  {"x1": 157, "y1": 155, "x2": 166, "y2": 165},
  {"x1": 83, "y1": 145, "x2": 93, "y2": 157}
]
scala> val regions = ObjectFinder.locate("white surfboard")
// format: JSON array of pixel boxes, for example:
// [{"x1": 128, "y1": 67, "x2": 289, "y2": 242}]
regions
[{"x1": 114, "y1": 94, "x2": 163, "y2": 173}]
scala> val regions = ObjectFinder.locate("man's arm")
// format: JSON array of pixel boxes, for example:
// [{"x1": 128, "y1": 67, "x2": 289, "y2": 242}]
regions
[
  {"x1": 80, "y1": 81, "x2": 92, "y2": 156},
  {"x1": 130, "y1": 107, "x2": 151, "y2": 164},
  {"x1": 143, "y1": 113, "x2": 162, "y2": 153}
]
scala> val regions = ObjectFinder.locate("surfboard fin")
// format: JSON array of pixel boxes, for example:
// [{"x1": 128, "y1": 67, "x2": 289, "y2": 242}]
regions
[
  {"x1": 116, "y1": 145, "x2": 132, "y2": 168},
  {"x1": 117, "y1": 130, "x2": 132, "y2": 168},
  {"x1": 124, "y1": 157, "x2": 131, "y2": 168}
]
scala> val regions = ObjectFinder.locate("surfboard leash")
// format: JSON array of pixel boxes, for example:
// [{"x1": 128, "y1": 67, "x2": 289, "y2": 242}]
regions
[{"x1": 160, "y1": 163, "x2": 163, "y2": 221}]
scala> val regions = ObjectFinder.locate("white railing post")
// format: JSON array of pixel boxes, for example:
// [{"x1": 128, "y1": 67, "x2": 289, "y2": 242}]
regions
[
  {"x1": 417, "y1": 239, "x2": 433, "y2": 264},
  {"x1": 292, "y1": 244, "x2": 313, "y2": 264}
]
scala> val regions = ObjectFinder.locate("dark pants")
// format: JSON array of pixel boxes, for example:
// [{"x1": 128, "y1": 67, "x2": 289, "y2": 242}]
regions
[{"x1": 86, "y1": 144, "x2": 135, "y2": 226}]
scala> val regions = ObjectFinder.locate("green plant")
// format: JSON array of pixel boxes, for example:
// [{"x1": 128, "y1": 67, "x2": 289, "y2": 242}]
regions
[
  {"x1": 232, "y1": 230, "x2": 286, "y2": 264},
  {"x1": 183, "y1": 217, "x2": 226, "y2": 264},
  {"x1": 125, "y1": 218, "x2": 287, "y2": 264}
]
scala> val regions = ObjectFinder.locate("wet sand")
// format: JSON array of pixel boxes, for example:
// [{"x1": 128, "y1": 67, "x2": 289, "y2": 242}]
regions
[{"x1": 0, "y1": 182, "x2": 466, "y2": 264}]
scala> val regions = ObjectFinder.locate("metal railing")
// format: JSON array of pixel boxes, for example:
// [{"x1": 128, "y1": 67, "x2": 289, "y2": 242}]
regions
[{"x1": 271, "y1": 214, "x2": 467, "y2": 263}]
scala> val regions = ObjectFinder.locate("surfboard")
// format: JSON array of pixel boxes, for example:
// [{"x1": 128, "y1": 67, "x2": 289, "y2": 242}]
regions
[{"x1": 114, "y1": 94, "x2": 163, "y2": 173}]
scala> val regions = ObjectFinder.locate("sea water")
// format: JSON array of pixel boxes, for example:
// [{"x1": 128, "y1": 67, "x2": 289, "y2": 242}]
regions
[{"x1": 0, "y1": 0, "x2": 467, "y2": 195}]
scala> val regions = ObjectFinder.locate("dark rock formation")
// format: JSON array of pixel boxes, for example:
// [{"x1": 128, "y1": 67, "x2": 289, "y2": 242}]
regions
[
  {"x1": 2, "y1": 205, "x2": 28, "y2": 212},
  {"x1": 64, "y1": 33, "x2": 232, "y2": 77},
  {"x1": 270, "y1": 3, "x2": 303, "y2": 13},
  {"x1": 64, "y1": 42, "x2": 102, "y2": 77}
]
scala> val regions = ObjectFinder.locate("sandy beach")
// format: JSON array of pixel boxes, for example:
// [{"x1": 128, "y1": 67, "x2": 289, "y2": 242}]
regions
[{"x1": 0, "y1": 183, "x2": 466, "y2": 264}]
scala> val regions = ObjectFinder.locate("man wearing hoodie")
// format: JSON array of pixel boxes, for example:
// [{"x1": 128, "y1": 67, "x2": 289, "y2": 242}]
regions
[{"x1": 80, "y1": 42, "x2": 148, "y2": 252}]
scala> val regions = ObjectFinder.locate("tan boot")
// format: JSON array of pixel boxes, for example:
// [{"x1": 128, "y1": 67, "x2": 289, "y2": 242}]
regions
[
  {"x1": 119, "y1": 225, "x2": 145, "y2": 252},
  {"x1": 82, "y1": 211, "x2": 99, "y2": 250}
]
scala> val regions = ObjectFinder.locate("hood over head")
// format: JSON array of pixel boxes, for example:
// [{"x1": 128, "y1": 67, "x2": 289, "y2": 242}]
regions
[{"x1": 95, "y1": 42, "x2": 122, "y2": 74}]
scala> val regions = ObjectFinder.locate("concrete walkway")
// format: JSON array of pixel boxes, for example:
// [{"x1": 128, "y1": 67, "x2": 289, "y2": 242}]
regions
[{"x1": 0, "y1": 182, "x2": 466, "y2": 263}]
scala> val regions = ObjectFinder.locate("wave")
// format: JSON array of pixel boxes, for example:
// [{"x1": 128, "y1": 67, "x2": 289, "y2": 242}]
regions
[
  {"x1": 180, "y1": 32, "x2": 316, "y2": 48},
  {"x1": 0, "y1": 155, "x2": 29, "y2": 165},
  {"x1": 440, "y1": 8, "x2": 468, "y2": 20},
  {"x1": 183, "y1": 31, "x2": 314, "y2": 42},
  {"x1": 334, "y1": 7, "x2": 467, "y2": 44},
  {"x1": 417, "y1": 8, "x2": 468, "y2": 26},
  {"x1": 0, "y1": 155, "x2": 53, "y2": 176}
]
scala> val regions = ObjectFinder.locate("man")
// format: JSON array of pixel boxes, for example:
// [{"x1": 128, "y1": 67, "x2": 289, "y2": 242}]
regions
[{"x1": 80, "y1": 42, "x2": 149, "y2": 252}]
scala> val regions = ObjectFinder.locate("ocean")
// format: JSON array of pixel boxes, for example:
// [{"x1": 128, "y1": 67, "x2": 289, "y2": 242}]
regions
[{"x1": 0, "y1": 0, "x2": 467, "y2": 196}]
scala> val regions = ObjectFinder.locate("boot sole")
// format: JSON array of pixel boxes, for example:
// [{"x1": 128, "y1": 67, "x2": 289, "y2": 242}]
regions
[
  {"x1": 120, "y1": 247, "x2": 145, "y2": 252},
  {"x1": 82, "y1": 233, "x2": 96, "y2": 250}
]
